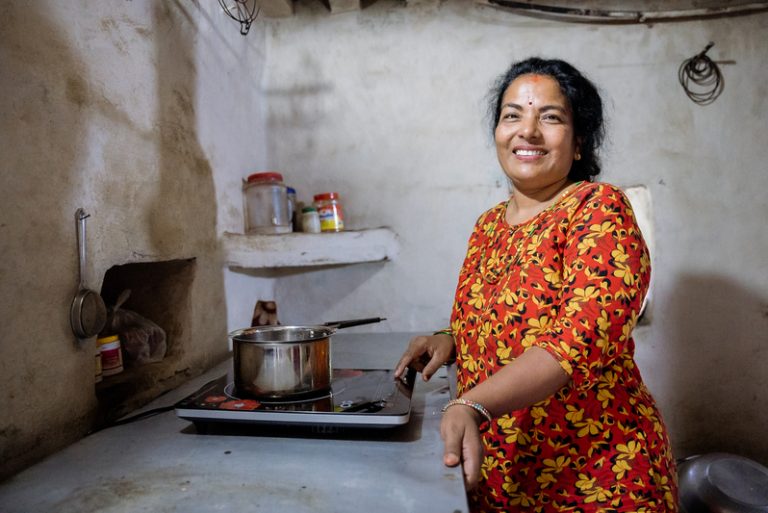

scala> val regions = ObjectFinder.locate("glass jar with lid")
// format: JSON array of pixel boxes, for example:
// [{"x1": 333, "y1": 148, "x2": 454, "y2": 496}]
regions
[
  {"x1": 243, "y1": 172, "x2": 292, "y2": 234},
  {"x1": 313, "y1": 192, "x2": 344, "y2": 232}
]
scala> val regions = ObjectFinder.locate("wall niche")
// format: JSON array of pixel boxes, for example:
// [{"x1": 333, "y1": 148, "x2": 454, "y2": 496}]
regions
[{"x1": 95, "y1": 258, "x2": 197, "y2": 428}]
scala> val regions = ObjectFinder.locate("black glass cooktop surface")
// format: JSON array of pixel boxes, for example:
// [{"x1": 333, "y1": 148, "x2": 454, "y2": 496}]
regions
[{"x1": 175, "y1": 368, "x2": 416, "y2": 430}]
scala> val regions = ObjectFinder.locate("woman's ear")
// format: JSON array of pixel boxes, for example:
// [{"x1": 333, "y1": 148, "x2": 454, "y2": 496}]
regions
[{"x1": 574, "y1": 137, "x2": 583, "y2": 161}]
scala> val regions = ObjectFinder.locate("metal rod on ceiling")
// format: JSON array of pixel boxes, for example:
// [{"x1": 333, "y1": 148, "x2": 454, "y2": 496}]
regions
[{"x1": 476, "y1": 0, "x2": 768, "y2": 24}]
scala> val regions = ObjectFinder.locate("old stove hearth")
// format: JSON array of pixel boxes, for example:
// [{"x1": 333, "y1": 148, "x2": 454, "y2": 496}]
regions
[{"x1": 95, "y1": 258, "x2": 197, "y2": 428}]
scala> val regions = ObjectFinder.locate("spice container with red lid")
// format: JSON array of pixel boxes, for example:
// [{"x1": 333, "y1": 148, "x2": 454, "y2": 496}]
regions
[
  {"x1": 313, "y1": 192, "x2": 344, "y2": 232},
  {"x1": 243, "y1": 172, "x2": 292, "y2": 234}
]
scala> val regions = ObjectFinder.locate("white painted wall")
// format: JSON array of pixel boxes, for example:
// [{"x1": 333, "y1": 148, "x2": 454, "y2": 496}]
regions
[{"x1": 219, "y1": 1, "x2": 768, "y2": 462}]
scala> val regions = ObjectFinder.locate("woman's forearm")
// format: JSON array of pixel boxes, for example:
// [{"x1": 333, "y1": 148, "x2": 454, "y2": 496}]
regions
[{"x1": 459, "y1": 346, "x2": 570, "y2": 418}]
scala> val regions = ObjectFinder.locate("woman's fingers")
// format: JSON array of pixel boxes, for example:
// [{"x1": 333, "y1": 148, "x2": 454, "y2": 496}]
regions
[
  {"x1": 393, "y1": 336, "x2": 429, "y2": 379},
  {"x1": 441, "y1": 417, "x2": 463, "y2": 468},
  {"x1": 420, "y1": 352, "x2": 445, "y2": 381},
  {"x1": 394, "y1": 334, "x2": 455, "y2": 380},
  {"x1": 461, "y1": 432, "x2": 483, "y2": 490},
  {"x1": 441, "y1": 407, "x2": 484, "y2": 490}
]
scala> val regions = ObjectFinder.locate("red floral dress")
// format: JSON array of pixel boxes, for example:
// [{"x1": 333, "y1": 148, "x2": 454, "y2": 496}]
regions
[{"x1": 450, "y1": 182, "x2": 678, "y2": 512}]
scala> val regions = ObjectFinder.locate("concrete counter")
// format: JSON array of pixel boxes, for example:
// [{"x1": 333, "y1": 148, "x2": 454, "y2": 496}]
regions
[{"x1": 0, "y1": 333, "x2": 468, "y2": 513}]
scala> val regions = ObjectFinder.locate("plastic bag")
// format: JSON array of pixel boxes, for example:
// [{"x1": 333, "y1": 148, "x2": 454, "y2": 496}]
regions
[{"x1": 104, "y1": 289, "x2": 167, "y2": 367}]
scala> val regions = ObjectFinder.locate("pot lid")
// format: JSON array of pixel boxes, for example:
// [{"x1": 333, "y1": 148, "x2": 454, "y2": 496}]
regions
[
  {"x1": 708, "y1": 457, "x2": 768, "y2": 506},
  {"x1": 679, "y1": 453, "x2": 768, "y2": 513}
]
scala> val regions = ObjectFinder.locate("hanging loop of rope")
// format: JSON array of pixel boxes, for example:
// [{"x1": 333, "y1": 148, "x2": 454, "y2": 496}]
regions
[{"x1": 678, "y1": 42, "x2": 724, "y2": 106}]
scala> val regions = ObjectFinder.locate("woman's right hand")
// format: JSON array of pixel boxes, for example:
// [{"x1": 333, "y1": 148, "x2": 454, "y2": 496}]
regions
[
  {"x1": 441, "y1": 403, "x2": 484, "y2": 490},
  {"x1": 394, "y1": 333, "x2": 455, "y2": 381}
]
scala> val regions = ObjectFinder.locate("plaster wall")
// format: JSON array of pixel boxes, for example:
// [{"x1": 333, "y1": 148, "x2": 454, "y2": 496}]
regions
[
  {"x1": 0, "y1": 1, "x2": 269, "y2": 478},
  {"x1": 221, "y1": 1, "x2": 768, "y2": 462}
]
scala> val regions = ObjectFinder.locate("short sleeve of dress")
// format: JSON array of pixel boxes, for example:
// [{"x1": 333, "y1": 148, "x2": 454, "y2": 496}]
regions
[{"x1": 533, "y1": 184, "x2": 651, "y2": 391}]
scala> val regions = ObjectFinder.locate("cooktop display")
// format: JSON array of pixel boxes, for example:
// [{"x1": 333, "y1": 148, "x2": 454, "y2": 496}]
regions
[{"x1": 175, "y1": 368, "x2": 416, "y2": 430}]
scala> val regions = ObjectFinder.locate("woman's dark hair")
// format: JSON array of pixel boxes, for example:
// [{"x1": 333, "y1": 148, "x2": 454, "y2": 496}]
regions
[{"x1": 487, "y1": 57, "x2": 605, "y2": 182}]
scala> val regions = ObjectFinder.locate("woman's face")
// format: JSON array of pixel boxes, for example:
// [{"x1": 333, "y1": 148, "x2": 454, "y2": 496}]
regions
[{"x1": 494, "y1": 74, "x2": 578, "y2": 191}]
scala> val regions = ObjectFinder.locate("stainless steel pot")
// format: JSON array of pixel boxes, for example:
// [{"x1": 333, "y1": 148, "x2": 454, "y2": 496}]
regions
[
  {"x1": 679, "y1": 453, "x2": 768, "y2": 513},
  {"x1": 230, "y1": 318, "x2": 385, "y2": 399}
]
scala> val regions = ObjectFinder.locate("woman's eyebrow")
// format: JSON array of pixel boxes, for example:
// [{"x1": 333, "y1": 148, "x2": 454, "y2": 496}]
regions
[{"x1": 501, "y1": 103, "x2": 568, "y2": 113}]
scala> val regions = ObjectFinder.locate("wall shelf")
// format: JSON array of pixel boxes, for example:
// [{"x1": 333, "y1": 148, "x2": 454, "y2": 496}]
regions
[{"x1": 222, "y1": 227, "x2": 399, "y2": 269}]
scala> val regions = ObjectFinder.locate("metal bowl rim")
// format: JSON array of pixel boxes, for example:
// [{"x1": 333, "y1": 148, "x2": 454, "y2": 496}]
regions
[{"x1": 229, "y1": 325, "x2": 335, "y2": 344}]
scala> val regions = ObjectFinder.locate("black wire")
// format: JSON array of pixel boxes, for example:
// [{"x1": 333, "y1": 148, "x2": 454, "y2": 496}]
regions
[
  {"x1": 678, "y1": 42, "x2": 724, "y2": 106},
  {"x1": 89, "y1": 404, "x2": 177, "y2": 434}
]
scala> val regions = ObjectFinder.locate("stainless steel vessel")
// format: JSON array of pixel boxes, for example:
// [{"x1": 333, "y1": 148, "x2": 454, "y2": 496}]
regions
[
  {"x1": 230, "y1": 318, "x2": 385, "y2": 399},
  {"x1": 678, "y1": 453, "x2": 768, "y2": 513}
]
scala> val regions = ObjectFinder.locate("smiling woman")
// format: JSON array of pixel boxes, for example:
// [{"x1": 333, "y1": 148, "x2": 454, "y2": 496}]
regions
[{"x1": 395, "y1": 57, "x2": 678, "y2": 513}]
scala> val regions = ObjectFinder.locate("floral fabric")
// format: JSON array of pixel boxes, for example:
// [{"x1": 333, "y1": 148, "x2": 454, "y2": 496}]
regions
[{"x1": 450, "y1": 182, "x2": 677, "y2": 512}]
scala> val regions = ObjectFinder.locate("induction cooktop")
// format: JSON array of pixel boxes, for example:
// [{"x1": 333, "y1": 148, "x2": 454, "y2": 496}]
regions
[{"x1": 175, "y1": 367, "x2": 416, "y2": 430}]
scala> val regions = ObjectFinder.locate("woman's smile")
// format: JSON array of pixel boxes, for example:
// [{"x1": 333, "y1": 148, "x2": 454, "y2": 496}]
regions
[{"x1": 512, "y1": 146, "x2": 548, "y2": 159}]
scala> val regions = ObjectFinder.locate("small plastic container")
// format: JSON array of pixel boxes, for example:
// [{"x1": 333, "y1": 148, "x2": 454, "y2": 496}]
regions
[
  {"x1": 243, "y1": 172, "x2": 291, "y2": 235},
  {"x1": 301, "y1": 206, "x2": 321, "y2": 233},
  {"x1": 313, "y1": 192, "x2": 344, "y2": 232},
  {"x1": 98, "y1": 334, "x2": 124, "y2": 377}
]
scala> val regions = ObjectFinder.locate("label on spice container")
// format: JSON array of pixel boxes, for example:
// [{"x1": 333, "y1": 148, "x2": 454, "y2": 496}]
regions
[
  {"x1": 316, "y1": 204, "x2": 344, "y2": 232},
  {"x1": 99, "y1": 337, "x2": 124, "y2": 376}
]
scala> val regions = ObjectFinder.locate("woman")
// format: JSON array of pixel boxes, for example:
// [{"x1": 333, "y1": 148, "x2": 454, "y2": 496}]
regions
[{"x1": 395, "y1": 57, "x2": 678, "y2": 512}]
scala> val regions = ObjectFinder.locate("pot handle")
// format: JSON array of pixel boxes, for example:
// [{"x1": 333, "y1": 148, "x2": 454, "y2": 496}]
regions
[{"x1": 324, "y1": 317, "x2": 386, "y2": 329}]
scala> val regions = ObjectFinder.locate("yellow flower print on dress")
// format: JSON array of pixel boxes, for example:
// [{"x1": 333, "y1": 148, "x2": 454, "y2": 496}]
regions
[
  {"x1": 467, "y1": 278, "x2": 486, "y2": 310},
  {"x1": 530, "y1": 406, "x2": 548, "y2": 425},
  {"x1": 503, "y1": 427, "x2": 530, "y2": 446},
  {"x1": 612, "y1": 458, "x2": 633, "y2": 480},
  {"x1": 477, "y1": 320, "x2": 496, "y2": 354},
  {"x1": 542, "y1": 455, "x2": 571, "y2": 473},
  {"x1": 565, "y1": 405, "x2": 584, "y2": 423},
  {"x1": 575, "y1": 417, "x2": 604, "y2": 438},
  {"x1": 536, "y1": 471, "x2": 557, "y2": 488},
  {"x1": 460, "y1": 352, "x2": 480, "y2": 374},
  {"x1": 542, "y1": 266, "x2": 561, "y2": 286},
  {"x1": 576, "y1": 236, "x2": 598, "y2": 255},
  {"x1": 482, "y1": 454, "x2": 500, "y2": 481},
  {"x1": 502, "y1": 476, "x2": 537, "y2": 507},
  {"x1": 572, "y1": 285, "x2": 601, "y2": 305},
  {"x1": 496, "y1": 287, "x2": 518, "y2": 306},
  {"x1": 611, "y1": 243, "x2": 638, "y2": 286},
  {"x1": 591, "y1": 220, "x2": 616, "y2": 238},
  {"x1": 526, "y1": 315, "x2": 554, "y2": 335},
  {"x1": 520, "y1": 332, "x2": 538, "y2": 349},
  {"x1": 596, "y1": 387, "x2": 615, "y2": 408},
  {"x1": 496, "y1": 340, "x2": 514, "y2": 363}
]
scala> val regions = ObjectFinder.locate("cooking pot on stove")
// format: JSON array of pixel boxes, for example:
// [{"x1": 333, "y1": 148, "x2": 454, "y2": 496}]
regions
[
  {"x1": 230, "y1": 317, "x2": 385, "y2": 399},
  {"x1": 678, "y1": 452, "x2": 768, "y2": 513}
]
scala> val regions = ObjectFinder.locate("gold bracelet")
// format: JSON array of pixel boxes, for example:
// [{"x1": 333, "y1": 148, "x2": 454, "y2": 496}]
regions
[
  {"x1": 441, "y1": 398, "x2": 493, "y2": 427},
  {"x1": 432, "y1": 328, "x2": 453, "y2": 337}
]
